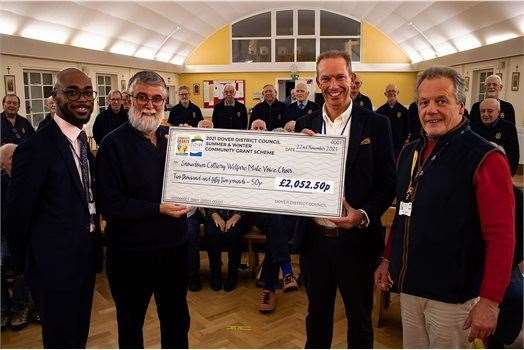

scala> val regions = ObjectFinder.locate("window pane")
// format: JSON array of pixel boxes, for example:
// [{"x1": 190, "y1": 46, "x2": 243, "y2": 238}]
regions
[
  {"x1": 298, "y1": 10, "x2": 315, "y2": 35},
  {"x1": 24, "y1": 86, "x2": 30, "y2": 99},
  {"x1": 276, "y1": 10, "x2": 293, "y2": 36},
  {"x1": 31, "y1": 99, "x2": 43, "y2": 113},
  {"x1": 106, "y1": 86, "x2": 111, "y2": 95},
  {"x1": 43, "y1": 86, "x2": 53, "y2": 98},
  {"x1": 23, "y1": 72, "x2": 28, "y2": 85},
  {"x1": 25, "y1": 100, "x2": 31, "y2": 113},
  {"x1": 98, "y1": 86, "x2": 105, "y2": 96},
  {"x1": 30, "y1": 86, "x2": 43, "y2": 99},
  {"x1": 232, "y1": 39, "x2": 271, "y2": 62},
  {"x1": 30, "y1": 72, "x2": 41, "y2": 84},
  {"x1": 297, "y1": 39, "x2": 316, "y2": 62},
  {"x1": 43, "y1": 73, "x2": 53, "y2": 85},
  {"x1": 320, "y1": 10, "x2": 360, "y2": 36},
  {"x1": 105, "y1": 76, "x2": 111, "y2": 85},
  {"x1": 320, "y1": 38, "x2": 360, "y2": 61},
  {"x1": 232, "y1": 12, "x2": 271, "y2": 37},
  {"x1": 98, "y1": 97, "x2": 105, "y2": 107},
  {"x1": 276, "y1": 39, "x2": 294, "y2": 62},
  {"x1": 97, "y1": 76, "x2": 104, "y2": 85}
]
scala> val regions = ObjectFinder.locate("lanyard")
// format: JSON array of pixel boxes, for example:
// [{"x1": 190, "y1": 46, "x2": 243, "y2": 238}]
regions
[
  {"x1": 404, "y1": 129, "x2": 465, "y2": 201},
  {"x1": 321, "y1": 115, "x2": 351, "y2": 135}
]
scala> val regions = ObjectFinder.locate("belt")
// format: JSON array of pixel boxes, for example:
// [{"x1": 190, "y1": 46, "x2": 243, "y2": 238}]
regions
[{"x1": 313, "y1": 223, "x2": 342, "y2": 238}]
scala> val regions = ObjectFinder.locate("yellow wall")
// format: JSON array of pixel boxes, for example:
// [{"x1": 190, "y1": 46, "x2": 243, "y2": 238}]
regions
[
  {"x1": 186, "y1": 22, "x2": 410, "y2": 66},
  {"x1": 186, "y1": 26, "x2": 230, "y2": 65},
  {"x1": 361, "y1": 23, "x2": 410, "y2": 64},
  {"x1": 182, "y1": 21, "x2": 416, "y2": 112}
]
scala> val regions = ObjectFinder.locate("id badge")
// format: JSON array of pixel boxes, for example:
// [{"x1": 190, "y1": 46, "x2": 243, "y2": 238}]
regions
[
  {"x1": 399, "y1": 201, "x2": 412, "y2": 216},
  {"x1": 88, "y1": 201, "x2": 97, "y2": 215}
]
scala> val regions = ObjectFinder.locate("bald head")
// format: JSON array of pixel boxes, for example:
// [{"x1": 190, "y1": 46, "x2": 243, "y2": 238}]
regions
[
  {"x1": 484, "y1": 75, "x2": 503, "y2": 99},
  {"x1": 479, "y1": 98, "x2": 501, "y2": 125},
  {"x1": 385, "y1": 83, "x2": 399, "y2": 105},
  {"x1": 294, "y1": 82, "x2": 309, "y2": 103},
  {"x1": 53, "y1": 68, "x2": 94, "y2": 128},
  {"x1": 250, "y1": 119, "x2": 267, "y2": 131},
  {"x1": 0, "y1": 143, "x2": 17, "y2": 176}
]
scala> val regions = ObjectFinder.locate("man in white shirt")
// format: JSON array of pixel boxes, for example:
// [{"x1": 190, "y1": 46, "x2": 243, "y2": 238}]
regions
[
  {"x1": 294, "y1": 50, "x2": 396, "y2": 348},
  {"x1": 7, "y1": 68, "x2": 100, "y2": 348}
]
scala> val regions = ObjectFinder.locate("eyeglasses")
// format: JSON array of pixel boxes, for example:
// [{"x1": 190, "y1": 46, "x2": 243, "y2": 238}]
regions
[
  {"x1": 109, "y1": 98, "x2": 122, "y2": 102},
  {"x1": 61, "y1": 89, "x2": 97, "y2": 101},
  {"x1": 132, "y1": 93, "x2": 165, "y2": 106}
]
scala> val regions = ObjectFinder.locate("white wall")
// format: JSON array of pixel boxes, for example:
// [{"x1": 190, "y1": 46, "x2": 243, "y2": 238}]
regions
[
  {"x1": 0, "y1": 54, "x2": 180, "y2": 136},
  {"x1": 453, "y1": 55, "x2": 524, "y2": 164}
]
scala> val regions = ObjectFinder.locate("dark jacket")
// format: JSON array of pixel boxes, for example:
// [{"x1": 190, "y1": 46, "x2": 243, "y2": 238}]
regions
[
  {"x1": 390, "y1": 123, "x2": 500, "y2": 303},
  {"x1": 376, "y1": 102, "x2": 409, "y2": 156},
  {"x1": 6, "y1": 120, "x2": 99, "y2": 290},
  {"x1": 352, "y1": 93, "x2": 373, "y2": 111},
  {"x1": 168, "y1": 102, "x2": 203, "y2": 127},
  {"x1": 212, "y1": 100, "x2": 248, "y2": 130},
  {"x1": 294, "y1": 106, "x2": 396, "y2": 259},
  {"x1": 250, "y1": 100, "x2": 288, "y2": 130},
  {"x1": 96, "y1": 123, "x2": 187, "y2": 252},
  {"x1": 407, "y1": 101, "x2": 422, "y2": 142},
  {"x1": 470, "y1": 99, "x2": 515, "y2": 125},
  {"x1": 285, "y1": 100, "x2": 320, "y2": 123},
  {"x1": 37, "y1": 113, "x2": 54, "y2": 131},
  {"x1": 472, "y1": 119, "x2": 520, "y2": 175},
  {"x1": 92, "y1": 107, "x2": 128, "y2": 145},
  {"x1": 1, "y1": 112, "x2": 35, "y2": 145}
]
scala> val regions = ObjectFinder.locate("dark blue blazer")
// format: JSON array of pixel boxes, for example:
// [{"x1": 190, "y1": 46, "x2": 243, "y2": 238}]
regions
[
  {"x1": 6, "y1": 120, "x2": 98, "y2": 291},
  {"x1": 293, "y1": 105, "x2": 396, "y2": 256}
]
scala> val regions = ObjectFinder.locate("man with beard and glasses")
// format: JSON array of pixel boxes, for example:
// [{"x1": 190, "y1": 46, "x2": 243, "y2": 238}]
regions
[
  {"x1": 6, "y1": 68, "x2": 100, "y2": 348},
  {"x1": 168, "y1": 86, "x2": 203, "y2": 127},
  {"x1": 96, "y1": 70, "x2": 191, "y2": 348}
]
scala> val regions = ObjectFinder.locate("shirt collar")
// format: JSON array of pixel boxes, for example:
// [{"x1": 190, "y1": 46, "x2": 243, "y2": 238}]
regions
[
  {"x1": 322, "y1": 101, "x2": 352, "y2": 127},
  {"x1": 53, "y1": 114, "x2": 83, "y2": 143}
]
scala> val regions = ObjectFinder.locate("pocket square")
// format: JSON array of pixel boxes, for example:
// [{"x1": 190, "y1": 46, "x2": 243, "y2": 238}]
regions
[{"x1": 360, "y1": 138, "x2": 371, "y2": 145}]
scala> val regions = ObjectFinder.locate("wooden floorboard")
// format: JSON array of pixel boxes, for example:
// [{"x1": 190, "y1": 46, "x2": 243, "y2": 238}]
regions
[{"x1": 1, "y1": 255, "x2": 403, "y2": 349}]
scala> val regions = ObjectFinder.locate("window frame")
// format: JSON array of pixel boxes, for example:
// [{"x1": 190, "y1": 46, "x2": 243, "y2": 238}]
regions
[
  {"x1": 231, "y1": 9, "x2": 361, "y2": 64},
  {"x1": 23, "y1": 70, "x2": 57, "y2": 128}
]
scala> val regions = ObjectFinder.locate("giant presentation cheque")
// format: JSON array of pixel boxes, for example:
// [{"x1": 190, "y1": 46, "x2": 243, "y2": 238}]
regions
[{"x1": 162, "y1": 127, "x2": 348, "y2": 217}]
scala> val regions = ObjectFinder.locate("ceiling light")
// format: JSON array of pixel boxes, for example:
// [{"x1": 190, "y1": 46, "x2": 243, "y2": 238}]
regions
[
  {"x1": 110, "y1": 41, "x2": 137, "y2": 56},
  {"x1": 170, "y1": 55, "x2": 185, "y2": 65},
  {"x1": 485, "y1": 33, "x2": 518, "y2": 45},
  {"x1": 435, "y1": 42, "x2": 457, "y2": 57},
  {"x1": 155, "y1": 51, "x2": 173, "y2": 63},
  {"x1": 453, "y1": 35, "x2": 481, "y2": 52},
  {"x1": 21, "y1": 23, "x2": 69, "y2": 44},
  {"x1": 72, "y1": 32, "x2": 107, "y2": 51},
  {"x1": 0, "y1": 16, "x2": 18, "y2": 35},
  {"x1": 135, "y1": 47, "x2": 156, "y2": 60}
]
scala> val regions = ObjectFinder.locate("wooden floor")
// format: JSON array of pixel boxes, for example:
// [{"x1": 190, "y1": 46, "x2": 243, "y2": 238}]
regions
[{"x1": 1, "y1": 254, "x2": 403, "y2": 349}]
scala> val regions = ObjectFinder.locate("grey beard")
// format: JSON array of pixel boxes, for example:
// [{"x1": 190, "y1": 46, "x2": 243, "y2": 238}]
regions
[{"x1": 129, "y1": 106, "x2": 161, "y2": 134}]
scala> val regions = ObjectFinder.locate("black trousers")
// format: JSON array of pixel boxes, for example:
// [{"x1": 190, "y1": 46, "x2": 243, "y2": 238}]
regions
[
  {"x1": 107, "y1": 244, "x2": 190, "y2": 349},
  {"x1": 30, "y1": 271, "x2": 96, "y2": 348},
  {"x1": 302, "y1": 225, "x2": 379, "y2": 349},
  {"x1": 206, "y1": 219, "x2": 246, "y2": 276}
]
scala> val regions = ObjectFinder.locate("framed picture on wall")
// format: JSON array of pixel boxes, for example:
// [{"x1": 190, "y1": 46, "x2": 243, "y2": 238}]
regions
[
  {"x1": 511, "y1": 72, "x2": 520, "y2": 91},
  {"x1": 4, "y1": 75, "x2": 16, "y2": 94},
  {"x1": 121, "y1": 79, "x2": 127, "y2": 92},
  {"x1": 193, "y1": 83, "x2": 200, "y2": 95},
  {"x1": 464, "y1": 76, "x2": 470, "y2": 92}
]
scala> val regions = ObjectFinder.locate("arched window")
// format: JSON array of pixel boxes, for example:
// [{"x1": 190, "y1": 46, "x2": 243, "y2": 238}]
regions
[{"x1": 231, "y1": 10, "x2": 361, "y2": 63}]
